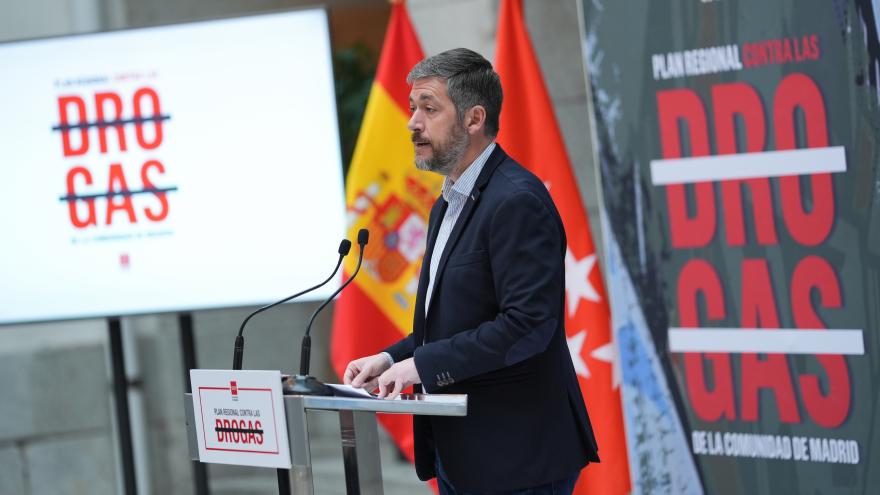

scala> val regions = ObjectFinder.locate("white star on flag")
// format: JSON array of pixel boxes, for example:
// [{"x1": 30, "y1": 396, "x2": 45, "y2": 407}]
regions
[
  {"x1": 567, "y1": 328, "x2": 622, "y2": 389},
  {"x1": 590, "y1": 337, "x2": 622, "y2": 390},
  {"x1": 565, "y1": 247, "x2": 601, "y2": 317},
  {"x1": 567, "y1": 330, "x2": 589, "y2": 378}
]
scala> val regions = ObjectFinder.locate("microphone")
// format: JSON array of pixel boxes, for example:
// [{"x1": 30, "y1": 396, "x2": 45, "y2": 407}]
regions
[
  {"x1": 232, "y1": 239, "x2": 352, "y2": 370},
  {"x1": 284, "y1": 228, "x2": 369, "y2": 396}
]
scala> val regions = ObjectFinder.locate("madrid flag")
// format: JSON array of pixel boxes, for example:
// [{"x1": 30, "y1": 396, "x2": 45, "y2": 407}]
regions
[
  {"x1": 330, "y1": 1, "x2": 441, "y2": 463},
  {"x1": 495, "y1": 1, "x2": 631, "y2": 493}
]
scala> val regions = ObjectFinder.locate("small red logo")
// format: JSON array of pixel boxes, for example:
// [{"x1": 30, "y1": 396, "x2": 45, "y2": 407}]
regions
[
  {"x1": 230, "y1": 380, "x2": 239, "y2": 401},
  {"x1": 120, "y1": 253, "x2": 130, "y2": 269}
]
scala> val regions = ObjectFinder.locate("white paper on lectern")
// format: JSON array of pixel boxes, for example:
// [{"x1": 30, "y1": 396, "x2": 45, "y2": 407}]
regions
[
  {"x1": 326, "y1": 383, "x2": 378, "y2": 399},
  {"x1": 190, "y1": 369, "x2": 291, "y2": 468}
]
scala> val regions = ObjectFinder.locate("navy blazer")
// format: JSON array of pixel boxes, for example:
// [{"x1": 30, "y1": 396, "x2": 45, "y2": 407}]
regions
[{"x1": 385, "y1": 145, "x2": 600, "y2": 492}]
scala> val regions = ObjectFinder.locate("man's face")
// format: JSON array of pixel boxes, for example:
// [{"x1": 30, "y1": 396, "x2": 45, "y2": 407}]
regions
[{"x1": 408, "y1": 77, "x2": 468, "y2": 175}]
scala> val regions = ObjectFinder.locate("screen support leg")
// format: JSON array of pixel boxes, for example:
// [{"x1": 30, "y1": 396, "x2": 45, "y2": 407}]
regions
[
  {"x1": 179, "y1": 312, "x2": 210, "y2": 495},
  {"x1": 277, "y1": 469, "x2": 292, "y2": 495},
  {"x1": 108, "y1": 317, "x2": 138, "y2": 495}
]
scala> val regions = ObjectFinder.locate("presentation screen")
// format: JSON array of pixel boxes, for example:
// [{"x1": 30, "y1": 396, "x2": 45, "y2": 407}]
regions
[{"x1": 0, "y1": 9, "x2": 347, "y2": 324}]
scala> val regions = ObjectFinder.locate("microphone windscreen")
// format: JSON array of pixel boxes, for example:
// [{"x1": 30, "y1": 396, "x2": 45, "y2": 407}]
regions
[
  {"x1": 357, "y1": 228, "x2": 370, "y2": 246},
  {"x1": 338, "y1": 239, "x2": 352, "y2": 256}
]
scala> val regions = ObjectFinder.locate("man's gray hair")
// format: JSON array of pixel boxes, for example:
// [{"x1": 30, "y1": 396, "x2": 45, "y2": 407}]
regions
[{"x1": 407, "y1": 48, "x2": 503, "y2": 137}]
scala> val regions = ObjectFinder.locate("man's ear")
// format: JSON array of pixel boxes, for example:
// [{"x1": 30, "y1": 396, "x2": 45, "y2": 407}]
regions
[{"x1": 465, "y1": 105, "x2": 487, "y2": 135}]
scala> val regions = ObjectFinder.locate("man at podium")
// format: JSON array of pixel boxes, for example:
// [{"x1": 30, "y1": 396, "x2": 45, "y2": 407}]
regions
[{"x1": 344, "y1": 48, "x2": 599, "y2": 495}]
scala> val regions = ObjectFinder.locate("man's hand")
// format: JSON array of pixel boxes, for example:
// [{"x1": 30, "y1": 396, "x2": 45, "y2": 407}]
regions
[
  {"x1": 376, "y1": 358, "x2": 421, "y2": 400},
  {"x1": 343, "y1": 353, "x2": 392, "y2": 391}
]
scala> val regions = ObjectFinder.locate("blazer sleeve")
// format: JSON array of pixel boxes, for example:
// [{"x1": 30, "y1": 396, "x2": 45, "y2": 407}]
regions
[
  {"x1": 413, "y1": 190, "x2": 565, "y2": 392},
  {"x1": 384, "y1": 332, "x2": 417, "y2": 362}
]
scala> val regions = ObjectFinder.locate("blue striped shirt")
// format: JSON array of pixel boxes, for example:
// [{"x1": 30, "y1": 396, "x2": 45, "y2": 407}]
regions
[{"x1": 425, "y1": 142, "x2": 496, "y2": 314}]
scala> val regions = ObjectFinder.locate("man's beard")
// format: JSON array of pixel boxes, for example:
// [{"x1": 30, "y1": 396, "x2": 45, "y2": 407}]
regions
[{"x1": 413, "y1": 122, "x2": 469, "y2": 176}]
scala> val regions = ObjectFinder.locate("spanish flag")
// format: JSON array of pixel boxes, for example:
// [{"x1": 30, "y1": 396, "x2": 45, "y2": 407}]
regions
[
  {"x1": 495, "y1": 1, "x2": 631, "y2": 493},
  {"x1": 330, "y1": 1, "x2": 440, "y2": 463}
]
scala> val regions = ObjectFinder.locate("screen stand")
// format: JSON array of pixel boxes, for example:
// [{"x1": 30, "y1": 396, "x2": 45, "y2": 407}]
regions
[
  {"x1": 178, "y1": 313, "x2": 210, "y2": 495},
  {"x1": 108, "y1": 317, "x2": 138, "y2": 495}
]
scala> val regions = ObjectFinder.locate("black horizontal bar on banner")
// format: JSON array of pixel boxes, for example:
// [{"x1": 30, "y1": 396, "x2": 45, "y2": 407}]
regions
[
  {"x1": 58, "y1": 186, "x2": 179, "y2": 202},
  {"x1": 214, "y1": 427, "x2": 264, "y2": 435},
  {"x1": 51, "y1": 115, "x2": 172, "y2": 131}
]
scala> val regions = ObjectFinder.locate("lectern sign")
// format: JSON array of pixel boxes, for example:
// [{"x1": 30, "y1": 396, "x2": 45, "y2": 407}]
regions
[{"x1": 189, "y1": 369, "x2": 291, "y2": 468}]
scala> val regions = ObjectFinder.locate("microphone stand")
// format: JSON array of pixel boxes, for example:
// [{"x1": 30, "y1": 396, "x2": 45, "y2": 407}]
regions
[
  {"x1": 230, "y1": 237, "x2": 355, "y2": 495},
  {"x1": 232, "y1": 239, "x2": 351, "y2": 370},
  {"x1": 285, "y1": 229, "x2": 368, "y2": 395}
]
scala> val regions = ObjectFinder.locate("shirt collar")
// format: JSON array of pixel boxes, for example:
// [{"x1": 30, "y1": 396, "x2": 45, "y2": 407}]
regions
[{"x1": 441, "y1": 141, "x2": 496, "y2": 203}]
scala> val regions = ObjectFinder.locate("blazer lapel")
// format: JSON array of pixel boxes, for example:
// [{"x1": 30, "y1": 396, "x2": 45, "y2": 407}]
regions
[
  {"x1": 425, "y1": 145, "x2": 507, "y2": 320},
  {"x1": 413, "y1": 198, "x2": 447, "y2": 343}
]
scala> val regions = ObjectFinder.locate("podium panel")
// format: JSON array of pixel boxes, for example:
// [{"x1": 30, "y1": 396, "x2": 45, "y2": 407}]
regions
[{"x1": 185, "y1": 392, "x2": 467, "y2": 494}]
